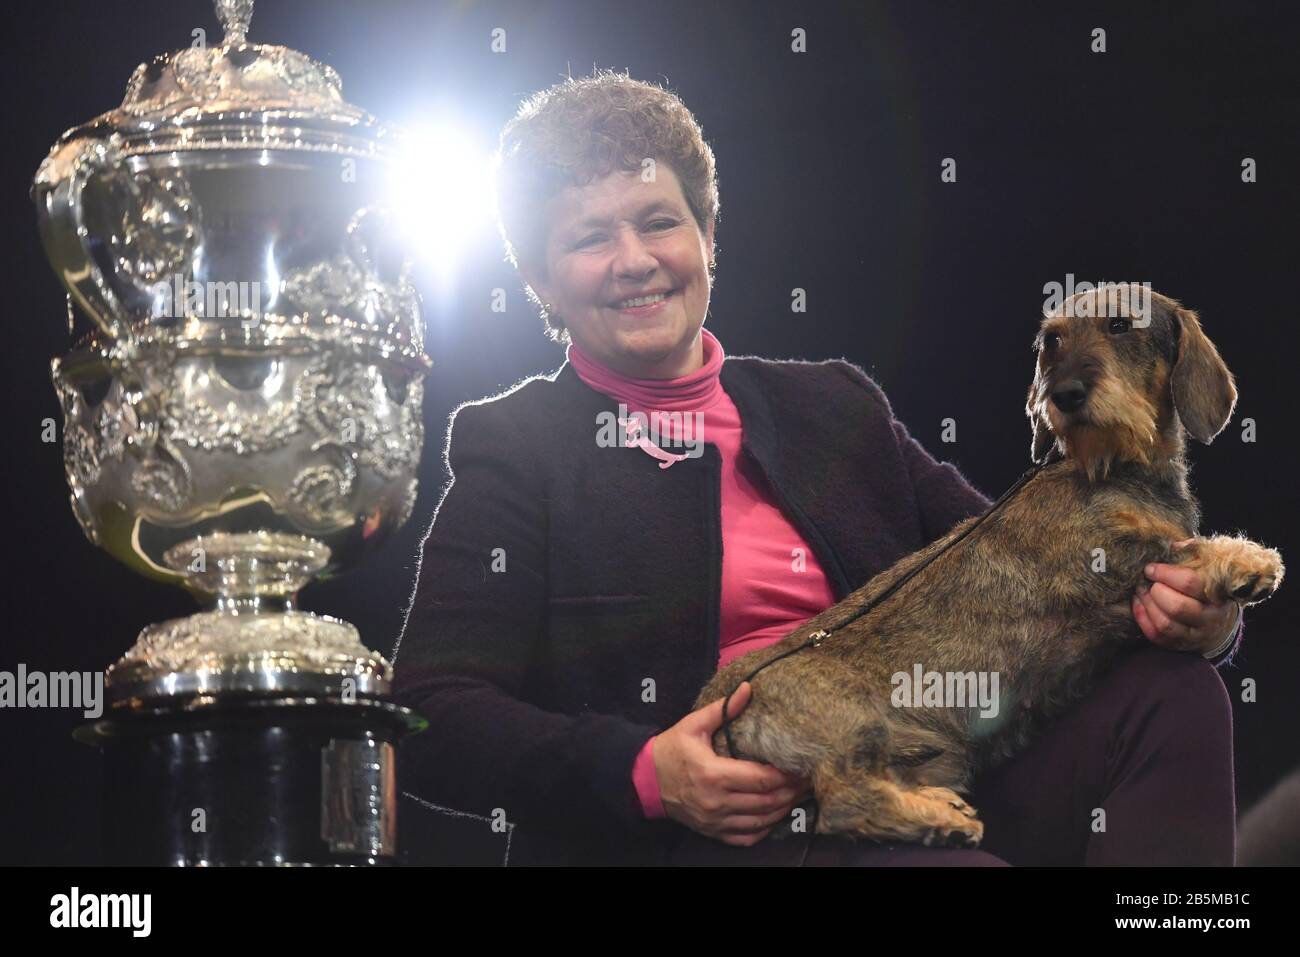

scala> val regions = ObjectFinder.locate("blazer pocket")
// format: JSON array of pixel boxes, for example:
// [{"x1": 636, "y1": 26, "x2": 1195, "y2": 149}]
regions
[{"x1": 548, "y1": 594, "x2": 650, "y2": 611}]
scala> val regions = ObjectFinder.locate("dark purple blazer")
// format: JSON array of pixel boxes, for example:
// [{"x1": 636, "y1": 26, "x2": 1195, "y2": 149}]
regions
[{"x1": 392, "y1": 352, "x2": 1241, "y2": 865}]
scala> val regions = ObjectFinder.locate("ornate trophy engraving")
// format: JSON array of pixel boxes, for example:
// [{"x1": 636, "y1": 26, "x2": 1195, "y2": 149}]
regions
[{"x1": 33, "y1": 0, "x2": 427, "y2": 865}]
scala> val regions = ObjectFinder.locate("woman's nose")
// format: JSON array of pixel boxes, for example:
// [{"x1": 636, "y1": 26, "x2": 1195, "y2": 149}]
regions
[{"x1": 610, "y1": 229, "x2": 658, "y2": 276}]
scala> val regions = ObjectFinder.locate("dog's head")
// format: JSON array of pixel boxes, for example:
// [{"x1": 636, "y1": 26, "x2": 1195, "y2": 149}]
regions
[{"x1": 1026, "y1": 284, "x2": 1237, "y2": 478}]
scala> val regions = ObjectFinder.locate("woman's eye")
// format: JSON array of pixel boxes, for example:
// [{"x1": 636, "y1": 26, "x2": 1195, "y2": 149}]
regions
[
  {"x1": 1108, "y1": 317, "x2": 1131, "y2": 334},
  {"x1": 575, "y1": 234, "x2": 605, "y2": 249},
  {"x1": 647, "y1": 219, "x2": 677, "y2": 230}
]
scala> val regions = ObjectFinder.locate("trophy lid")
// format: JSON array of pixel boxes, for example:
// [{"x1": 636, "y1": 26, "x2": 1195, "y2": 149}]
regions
[
  {"x1": 39, "y1": 0, "x2": 391, "y2": 170},
  {"x1": 120, "y1": 0, "x2": 364, "y2": 121}
]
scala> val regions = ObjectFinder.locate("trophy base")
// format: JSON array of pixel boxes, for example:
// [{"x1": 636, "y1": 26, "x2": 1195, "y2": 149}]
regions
[
  {"x1": 107, "y1": 608, "x2": 392, "y2": 700},
  {"x1": 76, "y1": 692, "x2": 425, "y2": 866}
]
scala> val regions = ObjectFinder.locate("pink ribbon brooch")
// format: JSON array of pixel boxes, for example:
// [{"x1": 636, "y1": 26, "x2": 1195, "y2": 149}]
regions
[{"x1": 619, "y1": 416, "x2": 689, "y2": 470}]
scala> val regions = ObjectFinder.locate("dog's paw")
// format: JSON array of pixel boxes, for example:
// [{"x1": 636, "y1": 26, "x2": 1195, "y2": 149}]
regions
[
  {"x1": 1221, "y1": 543, "x2": 1284, "y2": 605},
  {"x1": 914, "y1": 786, "x2": 984, "y2": 847},
  {"x1": 920, "y1": 819, "x2": 984, "y2": 849},
  {"x1": 917, "y1": 786, "x2": 979, "y2": 820},
  {"x1": 1178, "y1": 536, "x2": 1285, "y2": 606},
  {"x1": 1228, "y1": 553, "x2": 1283, "y2": 603}
]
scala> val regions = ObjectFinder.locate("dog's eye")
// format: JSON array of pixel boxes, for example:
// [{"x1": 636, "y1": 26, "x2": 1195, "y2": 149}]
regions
[
  {"x1": 1044, "y1": 332, "x2": 1061, "y2": 351},
  {"x1": 1108, "y1": 317, "x2": 1132, "y2": 334}
]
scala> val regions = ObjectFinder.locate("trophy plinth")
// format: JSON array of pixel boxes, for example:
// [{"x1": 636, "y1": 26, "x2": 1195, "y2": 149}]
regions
[
  {"x1": 76, "y1": 695, "x2": 422, "y2": 866},
  {"x1": 35, "y1": 0, "x2": 429, "y2": 864}
]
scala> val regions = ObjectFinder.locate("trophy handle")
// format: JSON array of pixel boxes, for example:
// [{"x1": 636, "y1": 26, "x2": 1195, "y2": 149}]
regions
[
  {"x1": 37, "y1": 137, "x2": 133, "y2": 341},
  {"x1": 39, "y1": 135, "x2": 158, "y2": 401},
  {"x1": 345, "y1": 205, "x2": 423, "y2": 353},
  {"x1": 345, "y1": 204, "x2": 416, "y2": 285}
]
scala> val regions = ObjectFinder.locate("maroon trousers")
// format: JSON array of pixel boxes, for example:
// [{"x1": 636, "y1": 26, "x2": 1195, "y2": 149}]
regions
[{"x1": 669, "y1": 644, "x2": 1236, "y2": 866}]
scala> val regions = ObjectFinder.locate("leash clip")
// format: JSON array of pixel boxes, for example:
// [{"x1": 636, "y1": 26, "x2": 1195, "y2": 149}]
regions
[{"x1": 808, "y1": 628, "x2": 830, "y2": 648}]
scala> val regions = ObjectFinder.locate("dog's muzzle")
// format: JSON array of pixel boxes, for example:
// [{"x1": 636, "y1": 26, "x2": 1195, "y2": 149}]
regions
[{"x1": 1050, "y1": 379, "x2": 1089, "y2": 414}]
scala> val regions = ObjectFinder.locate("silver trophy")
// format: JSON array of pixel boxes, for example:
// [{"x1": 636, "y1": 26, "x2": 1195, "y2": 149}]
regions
[{"x1": 33, "y1": 0, "x2": 428, "y2": 863}]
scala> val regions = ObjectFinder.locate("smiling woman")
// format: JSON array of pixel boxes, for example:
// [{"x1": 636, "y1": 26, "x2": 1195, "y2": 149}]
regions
[
  {"x1": 492, "y1": 71, "x2": 718, "y2": 378},
  {"x1": 392, "y1": 68, "x2": 1245, "y2": 867},
  {"x1": 523, "y1": 169, "x2": 711, "y2": 379}
]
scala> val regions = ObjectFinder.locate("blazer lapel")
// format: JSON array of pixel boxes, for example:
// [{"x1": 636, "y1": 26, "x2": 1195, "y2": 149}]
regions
[
  {"x1": 550, "y1": 356, "x2": 853, "y2": 600},
  {"x1": 720, "y1": 360, "x2": 853, "y2": 600}
]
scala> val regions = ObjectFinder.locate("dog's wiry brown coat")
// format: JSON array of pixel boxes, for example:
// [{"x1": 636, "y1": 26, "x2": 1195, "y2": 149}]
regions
[{"x1": 695, "y1": 286, "x2": 1283, "y2": 847}]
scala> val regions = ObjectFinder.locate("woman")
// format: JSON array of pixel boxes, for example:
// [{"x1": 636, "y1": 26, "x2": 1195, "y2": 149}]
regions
[{"x1": 392, "y1": 70, "x2": 1244, "y2": 866}]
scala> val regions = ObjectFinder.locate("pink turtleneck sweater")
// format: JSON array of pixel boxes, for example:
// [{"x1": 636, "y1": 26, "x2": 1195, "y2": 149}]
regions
[{"x1": 566, "y1": 327, "x2": 836, "y2": 819}]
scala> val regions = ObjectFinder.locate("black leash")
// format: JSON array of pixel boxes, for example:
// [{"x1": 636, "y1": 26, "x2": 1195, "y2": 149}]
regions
[{"x1": 718, "y1": 449, "x2": 1062, "y2": 866}]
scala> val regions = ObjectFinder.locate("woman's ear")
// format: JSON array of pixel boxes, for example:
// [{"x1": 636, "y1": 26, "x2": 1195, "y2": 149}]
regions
[
  {"x1": 520, "y1": 264, "x2": 553, "y2": 311},
  {"x1": 1171, "y1": 306, "x2": 1237, "y2": 444}
]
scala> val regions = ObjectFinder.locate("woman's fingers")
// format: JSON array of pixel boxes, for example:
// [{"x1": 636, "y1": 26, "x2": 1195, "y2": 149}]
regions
[
  {"x1": 688, "y1": 734, "x2": 805, "y2": 793},
  {"x1": 1131, "y1": 594, "x2": 1157, "y2": 641},
  {"x1": 1137, "y1": 587, "x2": 1188, "y2": 644},
  {"x1": 723, "y1": 807, "x2": 797, "y2": 834},
  {"x1": 696, "y1": 681, "x2": 811, "y2": 788},
  {"x1": 681, "y1": 683, "x2": 817, "y2": 838},
  {"x1": 715, "y1": 804, "x2": 801, "y2": 839},
  {"x1": 1144, "y1": 562, "x2": 1209, "y2": 603},
  {"x1": 695, "y1": 681, "x2": 750, "y2": 734},
  {"x1": 707, "y1": 783, "x2": 809, "y2": 815},
  {"x1": 1146, "y1": 581, "x2": 1203, "y2": 626}
]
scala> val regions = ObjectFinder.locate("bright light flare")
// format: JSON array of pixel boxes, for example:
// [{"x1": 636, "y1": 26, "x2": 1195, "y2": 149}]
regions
[{"x1": 386, "y1": 119, "x2": 497, "y2": 286}]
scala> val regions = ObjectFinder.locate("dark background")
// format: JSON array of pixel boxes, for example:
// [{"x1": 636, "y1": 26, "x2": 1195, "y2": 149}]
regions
[{"x1": 1, "y1": 0, "x2": 1296, "y2": 864}]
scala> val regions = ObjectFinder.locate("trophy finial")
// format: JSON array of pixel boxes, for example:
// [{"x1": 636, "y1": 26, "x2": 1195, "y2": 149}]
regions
[{"x1": 216, "y1": 0, "x2": 254, "y2": 46}]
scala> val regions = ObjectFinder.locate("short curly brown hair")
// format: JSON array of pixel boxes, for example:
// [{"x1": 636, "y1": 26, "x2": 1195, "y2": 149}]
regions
[{"x1": 492, "y1": 68, "x2": 720, "y2": 343}]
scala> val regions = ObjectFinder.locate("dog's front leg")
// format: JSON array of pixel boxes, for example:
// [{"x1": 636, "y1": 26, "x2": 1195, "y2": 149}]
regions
[{"x1": 1170, "y1": 534, "x2": 1285, "y2": 605}]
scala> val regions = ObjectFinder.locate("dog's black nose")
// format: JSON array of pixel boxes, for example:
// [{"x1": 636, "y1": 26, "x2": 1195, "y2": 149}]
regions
[{"x1": 1050, "y1": 380, "x2": 1088, "y2": 413}]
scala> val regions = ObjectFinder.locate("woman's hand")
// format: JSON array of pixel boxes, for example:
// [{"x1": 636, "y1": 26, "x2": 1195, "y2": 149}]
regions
[
  {"x1": 1132, "y1": 542, "x2": 1240, "y2": 655},
  {"x1": 654, "y1": 681, "x2": 813, "y2": 846}
]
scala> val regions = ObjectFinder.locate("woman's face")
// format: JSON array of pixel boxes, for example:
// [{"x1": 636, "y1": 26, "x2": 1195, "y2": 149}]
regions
[{"x1": 523, "y1": 165, "x2": 715, "y2": 379}]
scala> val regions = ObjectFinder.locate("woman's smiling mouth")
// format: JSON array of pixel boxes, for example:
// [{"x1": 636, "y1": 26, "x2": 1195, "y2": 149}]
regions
[{"x1": 610, "y1": 289, "x2": 677, "y2": 315}]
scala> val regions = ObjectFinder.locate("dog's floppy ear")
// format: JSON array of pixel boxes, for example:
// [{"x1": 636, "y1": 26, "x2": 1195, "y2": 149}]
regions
[
  {"x1": 1171, "y1": 305, "x2": 1237, "y2": 444},
  {"x1": 1026, "y1": 374, "x2": 1055, "y2": 464}
]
